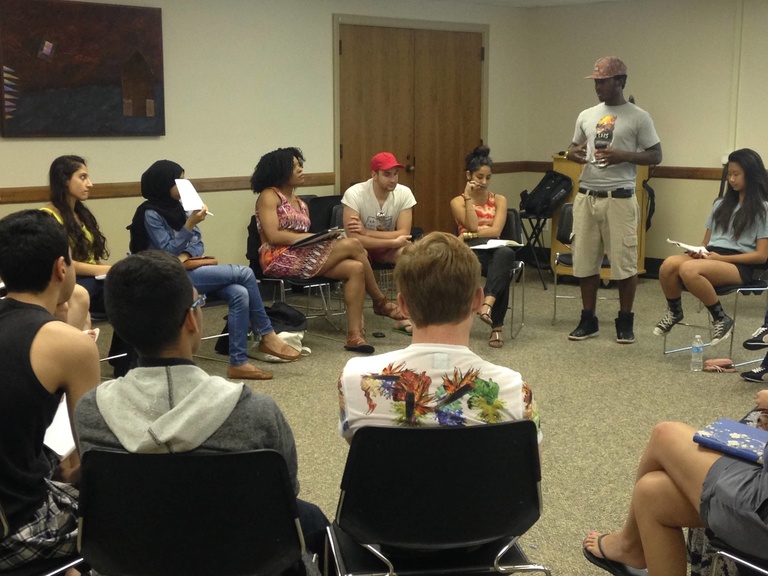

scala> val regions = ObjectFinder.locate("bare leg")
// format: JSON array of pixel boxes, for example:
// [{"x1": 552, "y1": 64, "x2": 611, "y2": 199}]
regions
[
  {"x1": 320, "y1": 256, "x2": 366, "y2": 334},
  {"x1": 319, "y1": 238, "x2": 387, "y2": 301},
  {"x1": 679, "y1": 260, "x2": 743, "y2": 307},
  {"x1": 584, "y1": 422, "x2": 722, "y2": 575},
  {"x1": 618, "y1": 274, "x2": 637, "y2": 313},
  {"x1": 56, "y1": 284, "x2": 91, "y2": 330},
  {"x1": 579, "y1": 274, "x2": 600, "y2": 311},
  {"x1": 658, "y1": 254, "x2": 691, "y2": 299}
]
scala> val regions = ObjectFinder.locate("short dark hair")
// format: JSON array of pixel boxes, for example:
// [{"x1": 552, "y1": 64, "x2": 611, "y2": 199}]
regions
[
  {"x1": 0, "y1": 210, "x2": 71, "y2": 292},
  {"x1": 250, "y1": 147, "x2": 304, "y2": 193},
  {"x1": 395, "y1": 232, "x2": 480, "y2": 327},
  {"x1": 104, "y1": 250, "x2": 194, "y2": 356}
]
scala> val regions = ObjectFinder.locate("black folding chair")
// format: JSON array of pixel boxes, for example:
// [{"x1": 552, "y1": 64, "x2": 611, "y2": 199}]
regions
[
  {"x1": 324, "y1": 421, "x2": 549, "y2": 576},
  {"x1": 707, "y1": 530, "x2": 768, "y2": 576},
  {"x1": 78, "y1": 449, "x2": 308, "y2": 576}
]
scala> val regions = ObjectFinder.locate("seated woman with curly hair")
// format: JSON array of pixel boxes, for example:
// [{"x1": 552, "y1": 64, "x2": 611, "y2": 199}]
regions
[{"x1": 251, "y1": 147, "x2": 406, "y2": 354}]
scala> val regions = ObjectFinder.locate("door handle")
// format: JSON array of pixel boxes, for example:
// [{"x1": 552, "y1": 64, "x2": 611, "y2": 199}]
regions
[{"x1": 405, "y1": 164, "x2": 415, "y2": 173}]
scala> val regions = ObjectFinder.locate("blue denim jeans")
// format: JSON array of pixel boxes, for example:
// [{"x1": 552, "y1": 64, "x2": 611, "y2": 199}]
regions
[{"x1": 187, "y1": 264, "x2": 272, "y2": 366}]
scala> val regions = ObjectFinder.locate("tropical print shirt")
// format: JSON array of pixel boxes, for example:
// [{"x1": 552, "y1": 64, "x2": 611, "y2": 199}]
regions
[{"x1": 338, "y1": 343, "x2": 541, "y2": 442}]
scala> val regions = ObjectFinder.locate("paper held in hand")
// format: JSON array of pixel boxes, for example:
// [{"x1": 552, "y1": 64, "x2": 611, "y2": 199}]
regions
[
  {"x1": 666, "y1": 238, "x2": 709, "y2": 256},
  {"x1": 469, "y1": 239, "x2": 523, "y2": 250},
  {"x1": 44, "y1": 397, "x2": 76, "y2": 460},
  {"x1": 175, "y1": 179, "x2": 214, "y2": 216}
]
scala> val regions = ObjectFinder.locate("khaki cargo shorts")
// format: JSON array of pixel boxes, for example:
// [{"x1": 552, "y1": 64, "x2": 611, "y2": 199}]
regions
[{"x1": 572, "y1": 191, "x2": 638, "y2": 280}]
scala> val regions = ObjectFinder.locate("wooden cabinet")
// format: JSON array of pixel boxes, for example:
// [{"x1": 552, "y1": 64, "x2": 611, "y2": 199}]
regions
[{"x1": 550, "y1": 154, "x2": 649, "y2": 280}]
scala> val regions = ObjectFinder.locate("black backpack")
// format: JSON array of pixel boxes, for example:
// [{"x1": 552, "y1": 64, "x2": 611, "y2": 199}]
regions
[{"x1": 519, "y1": 170, "x2": 573, "y2": 217}]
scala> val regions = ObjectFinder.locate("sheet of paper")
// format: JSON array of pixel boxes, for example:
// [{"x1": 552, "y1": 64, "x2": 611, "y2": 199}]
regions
[
  {"x1": 175, "y1": 179, "x2": 213, "y2": 216},
  {"x1": 470, "y1": 239, "x2": 523, "y2": 250},
  {"x1": 44, "y1": 397, "x2": 76, "y2": 459},
  {"x1": 666, "y1": 238, "x2": 709, "y2": 255}
]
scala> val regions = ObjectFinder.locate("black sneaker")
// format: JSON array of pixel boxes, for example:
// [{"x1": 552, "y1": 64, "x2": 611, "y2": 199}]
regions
[
  {"x1": 710, "y1": 315, "x2": 734, "y2": 346},
  {"x1": 653, "y1": 309, "x2": 684, "y2": 336},
  {"x1": 615, "y1": 312, "x2": 635, "y2": 344},
  {"x1": 568, "y1": 315, "x2": 599, "y2": 341},
  {"x1": 743, "y1": 326, "x2": 768, "y2": 350},
  {"x1": 741, "y1": 366, "x2": 768, "y2": 383}
]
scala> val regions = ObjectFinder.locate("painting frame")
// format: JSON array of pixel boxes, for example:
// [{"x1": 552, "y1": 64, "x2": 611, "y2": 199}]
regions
[{"x1": 0, "y1": 0, "x2": 164, "y2": 137}]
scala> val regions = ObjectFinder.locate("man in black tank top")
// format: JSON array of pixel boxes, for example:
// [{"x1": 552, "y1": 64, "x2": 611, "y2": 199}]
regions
[{"x1": 0, "y1": 210, "x2": 100, "y2": 571}]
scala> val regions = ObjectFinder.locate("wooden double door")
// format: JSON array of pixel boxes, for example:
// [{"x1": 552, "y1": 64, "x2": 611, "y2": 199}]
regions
[{"x1": 339, "y1": 24, "x2": 482, "y2": 234}]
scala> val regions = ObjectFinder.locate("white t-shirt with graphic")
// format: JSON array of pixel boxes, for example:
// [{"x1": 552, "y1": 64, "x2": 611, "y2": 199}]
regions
[
  {"x1": 341, "y1": 179, "x2": 416, "y2": 232},
  {"x1": 338, "y1": 343, "x2": 541, "y2": 442}
]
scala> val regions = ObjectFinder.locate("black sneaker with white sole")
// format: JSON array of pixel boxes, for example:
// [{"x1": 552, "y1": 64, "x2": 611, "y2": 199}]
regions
[
  {"x1": 743, "y1": 326, "x2": 768, "y2": 350},
  {"x1": 741, "y1": 366, "x2": 768, "y2": 383},
  {"x1": 710, "y1": 315, "x2": 734, "y2": 346},
  {"x1": 568, "y1": 314, "x2": 599, "y2": 341},
  {"x1": 615, "y1": 312, "x2": 635, "y2": 344},
  {"x1": 653, "y1": 309, "x2": 684, "y2": 336}
]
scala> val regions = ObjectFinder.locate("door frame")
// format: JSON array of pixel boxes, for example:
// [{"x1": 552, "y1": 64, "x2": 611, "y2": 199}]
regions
[{"x1": 332, "y1": 14, "x2": 490, "y2": 194}]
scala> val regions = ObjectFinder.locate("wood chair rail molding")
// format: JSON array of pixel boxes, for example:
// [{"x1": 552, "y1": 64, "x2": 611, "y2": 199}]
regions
[{"x1": 0, "y1": 165, "x2": 720, "y2": 205}]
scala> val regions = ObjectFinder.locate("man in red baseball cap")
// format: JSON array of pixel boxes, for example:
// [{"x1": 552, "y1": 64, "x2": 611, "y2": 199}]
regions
[
  {"x1": 342, "y1": 151, "x2": 416, "y2": 333},
  {"x1": 565, "y1": 56, "x2": 662, "y2": 345}
]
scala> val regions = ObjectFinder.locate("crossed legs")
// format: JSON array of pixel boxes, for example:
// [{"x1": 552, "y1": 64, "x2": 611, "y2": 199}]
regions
[
  {"x1": 318, "y1": 237, "x2": 401, "y2": 339},
  {"x1": 584, "y1": 421, "x2": 722, "y2": 576}
]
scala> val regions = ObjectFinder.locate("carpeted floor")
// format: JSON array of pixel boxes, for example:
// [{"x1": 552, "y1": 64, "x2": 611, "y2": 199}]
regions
[{"x1": 94, "y1": 270, "x2": 767, "y2": 575}]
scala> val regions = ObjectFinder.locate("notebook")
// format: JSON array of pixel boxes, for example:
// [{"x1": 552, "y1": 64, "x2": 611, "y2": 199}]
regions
[
  {"x1": 693, "y1": 418, "x2": 768, "y2": 464},
  {"x1": 290, "y1": 227, "x2": 343, "y2": 249}
]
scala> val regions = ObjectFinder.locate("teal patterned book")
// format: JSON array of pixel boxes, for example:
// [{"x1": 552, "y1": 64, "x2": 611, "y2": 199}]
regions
[{"x1": 693, "y1": 418, "x2": 768, "y2": 464}]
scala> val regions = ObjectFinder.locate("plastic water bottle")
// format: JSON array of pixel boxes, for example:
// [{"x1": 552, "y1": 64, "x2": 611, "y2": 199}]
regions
[{"x1": 691, "y1": 335, "x2": 705, "y2": 372}]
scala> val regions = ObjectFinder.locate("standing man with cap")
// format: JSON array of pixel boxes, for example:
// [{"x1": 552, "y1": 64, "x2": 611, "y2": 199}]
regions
[
  {"x1": 342, "y1": 152, "x2": 416, "y2": 265},
  {"x1": 565, "y1": 56, "x2": 662, "y2": 344}
]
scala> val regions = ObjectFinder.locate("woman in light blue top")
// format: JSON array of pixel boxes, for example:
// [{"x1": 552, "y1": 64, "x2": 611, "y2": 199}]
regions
[
  {"x1": 129, "y1": 160, "x2": 299, "y2": 381},
  {"x1": 653, "y1": 148, "x2": 768, "y2": 345}
]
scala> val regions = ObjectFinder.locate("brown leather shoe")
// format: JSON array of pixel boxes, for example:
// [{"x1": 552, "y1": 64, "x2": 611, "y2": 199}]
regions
[
  {"x1": 258, "y1": 340, "x2": 300, "y2": 361},
  {"x1": 227, "y1": 363, "x2": 273, "y2": 380},
  {"x1": 344, "y1": 332, "x2": 375, "y2": 354},
  {"x1": 373, "y1": 298, "x2": 407, "y2": 321}
]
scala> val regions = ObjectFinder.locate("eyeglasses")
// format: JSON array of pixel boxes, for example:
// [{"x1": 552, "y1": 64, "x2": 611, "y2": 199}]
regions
[
  {"x1": 191, "y1": 293, "x2": 206, "y2": 310},
  {"x1": 376, "y1": 211, "x2": 386, "y2": 220}
]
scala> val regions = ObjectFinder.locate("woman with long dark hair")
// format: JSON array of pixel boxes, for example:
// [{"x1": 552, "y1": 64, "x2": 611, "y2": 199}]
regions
[
  {"x1": 654, "y1": 148, "x2": 768, "y2": 345},
  {"x1": 129, "y1": 159, "x2": 299, "y2": 381},
  {"x1": 450, "y1": 145, "x2": 517, "y2": 348},
  {"x1": 252, "y1": 147, "x2": 406, "y2": 354},
  {"x1": 41, "y1": 155, "x2": 110, "y2": 314}
]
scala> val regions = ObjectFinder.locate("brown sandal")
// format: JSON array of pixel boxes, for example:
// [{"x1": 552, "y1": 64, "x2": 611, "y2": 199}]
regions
[
  {"x1": 345, "y1": 331, "x2": 375, "y2": 354},
  {"x1": 489, "y1": 328, "x2": 504, "y2": 348},
  {"x1": 478, "y1": 303, "x2": 493, "y2": 326},
  {"x1": 373, "y1": 298, "x2": 407, "y2": 321}
]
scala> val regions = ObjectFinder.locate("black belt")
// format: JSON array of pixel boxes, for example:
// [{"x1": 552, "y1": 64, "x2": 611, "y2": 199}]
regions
[{"x1": 578, "y1": 187, "x2": 634, "y2": 199}]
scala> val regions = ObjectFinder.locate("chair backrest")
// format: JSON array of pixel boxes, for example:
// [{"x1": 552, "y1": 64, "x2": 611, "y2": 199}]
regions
[
  {"x1": 78, "y1": 449, "x2": 305, "y2": 576},
  {"x1": 501, "y1": 208, "x2": 524, "y2": 244},
  {"x1": 556, "y1": 202, "x2": 574, "y2": 246},
  {"x1": 307, "y1": 195, "x2": 342, "y2": 233},
  {"x1": 335, "y1": 421, "x2": 541, "y2": 551},
  {"x1": 331, "y1": 203, "x2": 344, "y2": 229}
]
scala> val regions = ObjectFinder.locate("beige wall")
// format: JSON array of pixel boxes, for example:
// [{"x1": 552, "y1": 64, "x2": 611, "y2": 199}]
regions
[{"x1": 0, "y1": 0, "x2": 766, "y2": 264}]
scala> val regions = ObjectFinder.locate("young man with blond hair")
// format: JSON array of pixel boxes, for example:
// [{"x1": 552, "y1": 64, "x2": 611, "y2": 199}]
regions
[{"x1": 337, "y1": 232, "x2": 540, "y2": 440}]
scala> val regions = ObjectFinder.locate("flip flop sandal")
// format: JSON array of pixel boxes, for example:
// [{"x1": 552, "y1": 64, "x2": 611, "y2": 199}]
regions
[
  {"x1": 478, "y1": 303, "x2": 493, "y2": 326},
  {"x1": 582, "y1": 534, "x2": 648, "y2": 576},
  {"x1": 489, "y1": 328, "x2": 504, "y2": 348},
  {"x1": 393, "y1": 322, "x2": 413, "y2": 335}
]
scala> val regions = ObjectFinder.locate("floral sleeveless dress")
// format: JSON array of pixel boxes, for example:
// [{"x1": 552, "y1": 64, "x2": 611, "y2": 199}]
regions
[
  {"x1": 456, "y1": 192, "x2": 497, "y2": 235},
  {"x1": 256, "y1": 189, "x2": 336, "y2": 278}
]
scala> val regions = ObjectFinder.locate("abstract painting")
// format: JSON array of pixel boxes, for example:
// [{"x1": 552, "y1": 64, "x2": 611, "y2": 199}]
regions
[{"x1": 0, "y1": 0, "x2": 164, "y2": 137}]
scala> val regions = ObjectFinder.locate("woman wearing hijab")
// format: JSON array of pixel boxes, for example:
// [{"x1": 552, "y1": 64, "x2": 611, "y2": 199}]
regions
[{"x1": 130, "y1": 160, "x2": 299, "y2": 381}]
